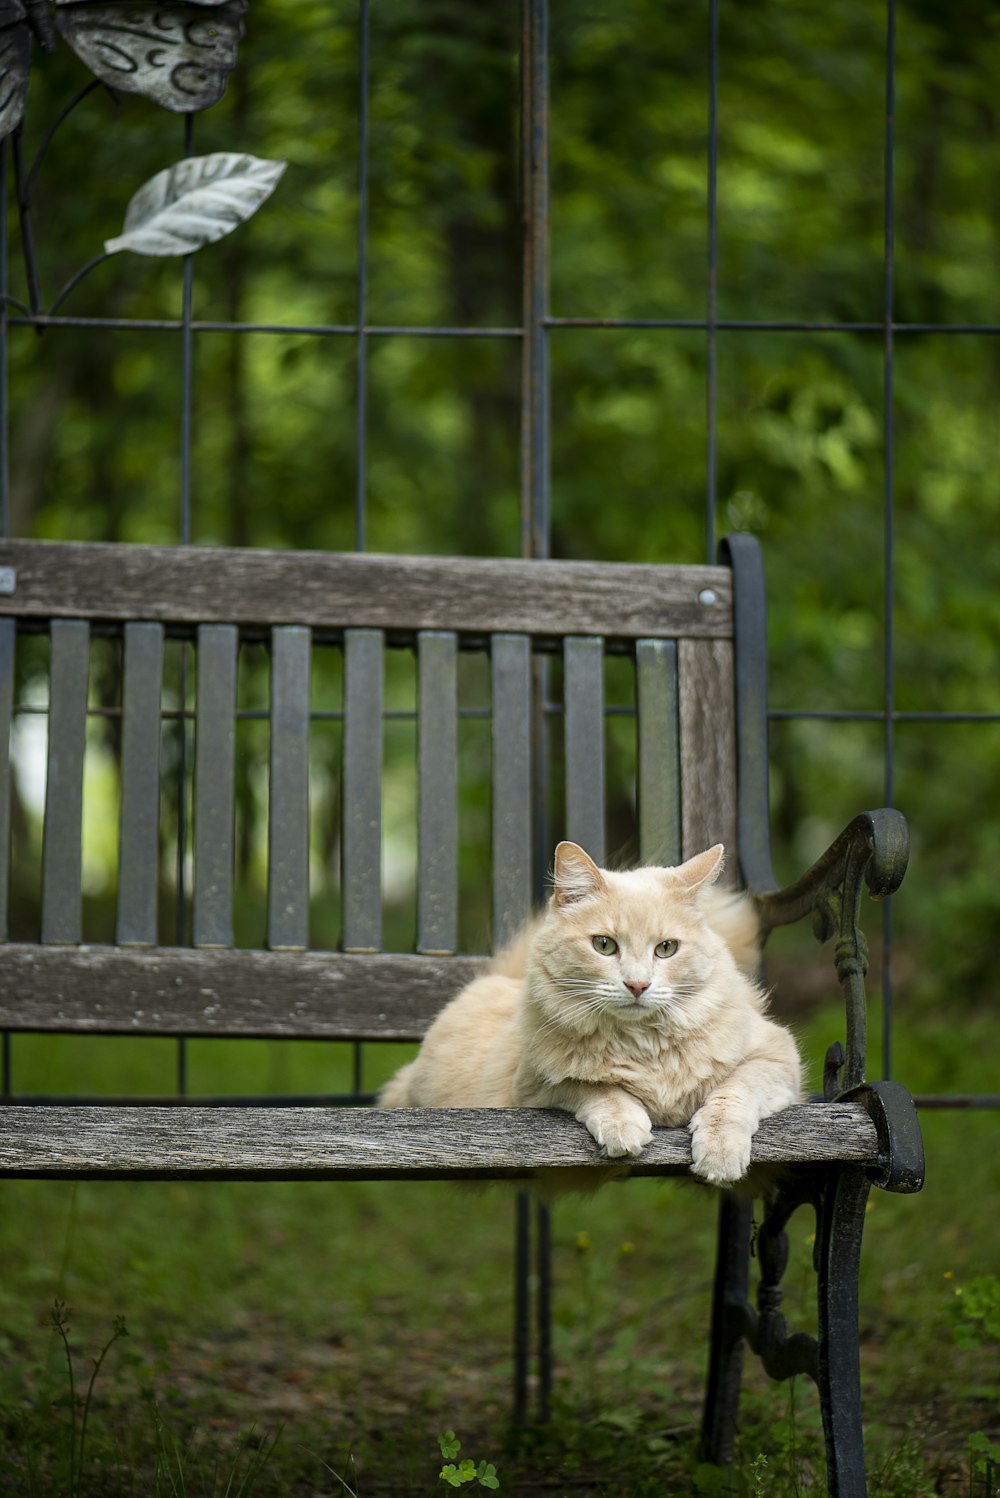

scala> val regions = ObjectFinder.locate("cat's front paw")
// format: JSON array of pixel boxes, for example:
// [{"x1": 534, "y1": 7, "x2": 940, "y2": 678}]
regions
[
  {"x1": 584, "y1": 1099, "x2": 653, "y2": 1158},
  {"x1": 688, "y1": 1109, "x2": 752, "y2": 1185}
]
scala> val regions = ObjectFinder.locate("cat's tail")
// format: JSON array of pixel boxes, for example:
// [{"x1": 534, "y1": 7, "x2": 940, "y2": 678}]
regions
[
  {"x1": 377, "y1": 1061, "x2": 416, "y2": 1108},
  {"x1": 486, "y1": 914, "x2": 543, "y2": 980},
  {"x1": 702, "y1": 886, "x2": 762, "y2": 977}
]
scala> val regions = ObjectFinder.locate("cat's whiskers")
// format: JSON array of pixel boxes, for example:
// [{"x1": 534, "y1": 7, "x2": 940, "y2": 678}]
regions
[
  {"x1": 530, "y1": 988, "x2": 619, "y2": 1039},
  {"x1": 532, "y1": 980, "x2": 685, "y2": 1042},
  {"x1": 546, "y1": 981, "x2": 620, "y2": 1007}
]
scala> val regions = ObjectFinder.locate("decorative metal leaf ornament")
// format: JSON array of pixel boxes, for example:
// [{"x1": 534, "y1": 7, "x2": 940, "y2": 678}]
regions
[
  {"x1": 104, "y1": 152, "x2": 287, "y2": 257},
  {"x1": 0, "y1": 0, "x2": 246, "y2": 142},
  {"x1": 54, "y1": 0, "x2": 246, "y2": 113},
  {"x1": 0, "y1": 1, "x2": 33, "y2": 139}
]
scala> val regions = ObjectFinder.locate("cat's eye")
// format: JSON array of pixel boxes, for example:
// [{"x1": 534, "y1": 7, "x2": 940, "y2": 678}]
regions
[
  {"x1": 591, "y1": 935, "x2": 618, "y2": 956},
  {"x1": 654, "y1": 939, "x2": 679, "y2": 959}
]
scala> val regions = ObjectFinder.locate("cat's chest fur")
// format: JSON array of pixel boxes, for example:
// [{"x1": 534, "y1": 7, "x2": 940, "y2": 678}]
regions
[{"x1": 517, "y1": 1004, "x2": 749, "y2": 1126}]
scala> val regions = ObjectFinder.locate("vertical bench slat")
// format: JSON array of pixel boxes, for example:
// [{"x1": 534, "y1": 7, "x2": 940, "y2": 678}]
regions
[
  {"x1": 0, "y1": 620, "x2": 13, "y2": 940},
  {"x1": 41, "y1": 620, "x2": 90, "y2": 944},
  {"x1": 268, "y1": 626, "x2": 312, "y2": 951},
  {"x1": 417, "y1": 631, "x2": 458, "y2": 954},
  {"x1": 636, "y1": 638, "x2": 681, "y2": 868},
  {"x1": 563, "y1": 635, "x2": 606, "y2": 864},
  {"x1": 678, "y1": 638, "x2": 738, "y2": 863},
  {"x1": 193, "y1": 625, "x2": 238, "y2": 948},
  {"x1": 491, "y1": 633, "x2": 532, "y2": 947},
  {"x1": 342, "y1": 628, "x2": 383, "y2": 952},
  {"x1": 117, "y1": 622, "x2": 165, "y2": 945}
]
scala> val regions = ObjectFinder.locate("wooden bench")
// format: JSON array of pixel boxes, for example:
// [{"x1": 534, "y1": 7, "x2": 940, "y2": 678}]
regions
[{"x1": 0, "y1": 533, "x2": 923, "y2": 1497}]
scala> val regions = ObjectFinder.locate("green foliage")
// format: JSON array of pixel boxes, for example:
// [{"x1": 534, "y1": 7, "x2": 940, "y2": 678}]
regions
[
  {"x1": 4, "y1": 1301, "x2": 280, "y2": 1497},
  {"x1": 953, "y1": 1274, "x2": 1000, "y2": 1352},
  {"x1": 437, "y1": 1432, "x2": 500, "y2": 1489},
  {"x1": 967, "y1": 1432, "x2": 1000, "y2": 1498},
  {"x1": 45, "y1": 1299, "x2": 129, "y2": 1497},
  {"x1": 692, "y1": 1452, "x2": 767, "y2": 1496}
]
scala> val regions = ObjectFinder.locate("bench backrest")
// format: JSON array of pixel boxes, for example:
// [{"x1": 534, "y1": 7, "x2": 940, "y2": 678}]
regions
[{"x1": 0, "y1": 536, "x2": 769, "y2": 1055}]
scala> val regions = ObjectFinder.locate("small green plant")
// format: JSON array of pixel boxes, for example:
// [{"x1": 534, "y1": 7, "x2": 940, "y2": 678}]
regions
[
  {"x1": 747, "y1": 1453, "x2": 768, "y2": 1498},
  {"x1": 303, "y1": 1446, "x2": 361, "y2": 1498},
  {"x1": 949, "y1": 1275, "x2": 1000, "y2": 1498},
  {"x1": 50, "y1": 1298, "x2": 129, "y2": 1497},
  {"x1": 5, "y1": 1304, "x2": 281, "y2": 1498},
  {"x1": 438, "y1": 1431, "x2": 500, "y2": 1489},
  {"x1": 151, "y1": 1402, "x2": 280, "y2": 1498},
  {"x1": 692, "y1": 1450, "x2": 767, "y2": 1496},
  {"x1": 968, "y1": 1433, "x2": 1000, "y2": 1498},
  {"x1": 953, "y1": 1274, "x2": 1000, "y2": 1352}
]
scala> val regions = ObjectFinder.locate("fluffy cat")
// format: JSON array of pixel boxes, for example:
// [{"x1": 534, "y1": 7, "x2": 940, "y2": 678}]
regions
[{"x1": 379, "y1": 841, "x2": 802, "y2": 1185}]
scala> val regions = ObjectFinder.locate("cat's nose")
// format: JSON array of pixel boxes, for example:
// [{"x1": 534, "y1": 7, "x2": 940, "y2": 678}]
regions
[{"x1": 625, "y1": 979, "x2": 650, "y2": 999}]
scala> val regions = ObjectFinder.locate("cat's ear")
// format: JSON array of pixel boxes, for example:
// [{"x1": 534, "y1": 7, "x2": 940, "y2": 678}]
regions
[
  {"x1": 675, "y1": 843, "x2": 725, "y2": 893},
  {"x1": 552, "y1": 841, "x2": 606, "y2": 907}
]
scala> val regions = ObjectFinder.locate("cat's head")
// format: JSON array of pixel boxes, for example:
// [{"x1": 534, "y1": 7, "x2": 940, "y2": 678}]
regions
[{"x1": 528, "y1": 841, "x2": 733, "y2": 1035}]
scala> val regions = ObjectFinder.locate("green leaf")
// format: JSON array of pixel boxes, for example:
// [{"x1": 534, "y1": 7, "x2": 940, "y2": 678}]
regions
[
  {"x1": 439, "y1": 1459, "x2": 478, "y2": 1488},
  {"x1": 969, "y1": 1431, "x2": 1000, "y2": 1461},
  {"x1": 439, "y1": 1431, "x2": 461, "y2": 1460},
  {"x1": 961, "y1": 1275, "x2": 1000, "y2": 1344},
  {"x1": 595, "y1": 1407, "x2": 642, "y2": 1434},
  {"x1": 693, "y1": 1462, "x2": 742, "y2": 1495},
  {"x1": 477, "y1": 1459, "x2": 501, "y2": 1489}
]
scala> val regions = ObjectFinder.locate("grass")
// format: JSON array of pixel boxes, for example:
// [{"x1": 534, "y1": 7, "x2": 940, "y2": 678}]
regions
[{"x1": 0, "y1": 1002, "x2": 997, "y2": 1495}]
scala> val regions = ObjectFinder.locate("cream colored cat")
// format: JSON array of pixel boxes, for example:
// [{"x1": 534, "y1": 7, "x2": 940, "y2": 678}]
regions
[{"x1": 379, "y1": 841, "x2": 802, "y2": 1185}]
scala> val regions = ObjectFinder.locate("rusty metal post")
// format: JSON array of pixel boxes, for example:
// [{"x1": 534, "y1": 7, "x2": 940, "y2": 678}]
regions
[
  {"x1": 520, "y1": 0, "x2": 550, "y2": 565},
  {"x1": 514, "y1": 0, "x2": 554, "y2": 1429}
]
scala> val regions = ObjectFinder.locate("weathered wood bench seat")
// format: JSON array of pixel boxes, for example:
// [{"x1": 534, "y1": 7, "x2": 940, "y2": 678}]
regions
[
  {"x1": 0, "y1": 533, "x2": 923, "y2": 1498},
  {"x1": 0, "y1": 1100, "x2": 880, "y2": 1180}
]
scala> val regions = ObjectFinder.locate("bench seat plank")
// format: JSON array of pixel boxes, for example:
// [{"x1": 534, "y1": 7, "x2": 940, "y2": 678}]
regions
[{"x1": 0, "y1": 1102, "x2": 880, "y2": 1180}]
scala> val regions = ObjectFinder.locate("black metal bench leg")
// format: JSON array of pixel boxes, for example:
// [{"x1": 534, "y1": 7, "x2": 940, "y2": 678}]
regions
[
  {"x1": 815, "y1": 1165, "x2": 872, "y2": 1498},
  {"x1": 514, "y1": 1191, "x2": 532, "y2": 1425},
  {"x1": 700, "y1": 1191, "x2": 753, "y2": 1464},
  {"x1": 514, "y1": 1192, "x2": 553, "y2": 1426},
  {"x1": 536, "y1": 1197, "x2": 553, "y2": 1423}
]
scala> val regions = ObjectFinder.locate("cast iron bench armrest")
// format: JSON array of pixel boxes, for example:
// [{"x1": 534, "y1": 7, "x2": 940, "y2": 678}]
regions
[
  {"x1": 753, "y1": 809, "x2": 908, "y2": 931},
  {"x1": 750, "y1": 807, "x2": 909, "y2": 1111}
]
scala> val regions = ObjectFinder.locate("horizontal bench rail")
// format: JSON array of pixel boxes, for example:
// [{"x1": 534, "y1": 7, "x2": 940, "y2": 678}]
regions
[
  {"x1": 0, "y1": 1102, "x2": 880, "y2": 1181},
  {"x1": 0, "y1": 539, "x2": 734, "y2": 643},
  {"x1": 0, "y1": 945, "x2": 484, "y2": 1039}
]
